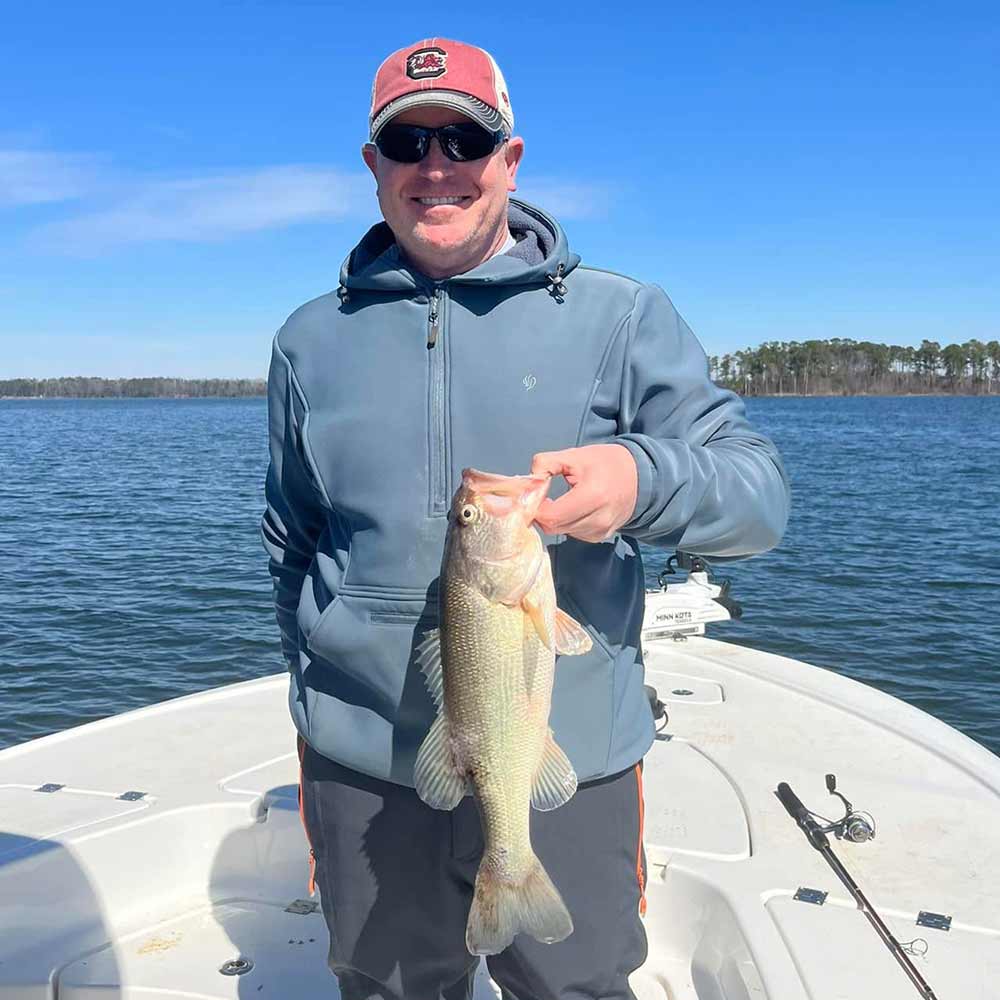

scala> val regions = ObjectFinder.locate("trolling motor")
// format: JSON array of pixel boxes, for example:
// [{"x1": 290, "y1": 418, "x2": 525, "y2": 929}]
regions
[
  {"x1": 777, "y1": 776, "x2": 939, "y2": 1000},
  {"x1": 642, "y1": 552, "x2": 743, "y2": 641}
]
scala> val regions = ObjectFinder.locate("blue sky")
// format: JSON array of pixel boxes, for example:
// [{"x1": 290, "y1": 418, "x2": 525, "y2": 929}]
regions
[{"x1": 2, "y1": 2, "x2": 997, "y2": 378}]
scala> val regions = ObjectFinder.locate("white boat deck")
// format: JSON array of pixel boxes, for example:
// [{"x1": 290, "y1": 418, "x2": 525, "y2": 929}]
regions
[{"x1": 2, "y1": 636, "x2": 999, "y2": 998}]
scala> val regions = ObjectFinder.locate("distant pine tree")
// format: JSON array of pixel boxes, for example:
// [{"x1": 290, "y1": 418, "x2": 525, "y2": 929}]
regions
[
  {"x1": 0, "y1": 378, "x2": 267, "y2": 399},
  {"x1": 5, "y1": 340, "x2": 1000, "y2": 398},
  {"x1": 710, "y1": 338, "x2": 1000, "y2": 396}
]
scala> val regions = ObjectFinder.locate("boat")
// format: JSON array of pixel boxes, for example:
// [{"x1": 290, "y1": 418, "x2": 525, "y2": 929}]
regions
[{"x1": 2, "y1": 555, "x2": 998, "y2": 999}]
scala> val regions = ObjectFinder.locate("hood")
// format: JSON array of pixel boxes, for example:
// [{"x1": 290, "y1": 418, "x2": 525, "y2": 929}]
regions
[{"x1": 338, "y1": 198, "x2": 580, "y2": 295}]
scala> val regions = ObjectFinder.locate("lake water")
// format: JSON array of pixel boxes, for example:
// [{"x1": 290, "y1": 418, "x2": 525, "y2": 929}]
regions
[{"x1": 1, "y1": 395, "x2": 998, "y2": 757}]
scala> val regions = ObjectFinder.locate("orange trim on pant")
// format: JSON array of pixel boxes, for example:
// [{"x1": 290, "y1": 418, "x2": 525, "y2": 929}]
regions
[
  {"x1": 296, "y1": 734, "x2": 317, "y2": 897},
  {"x1": 635, "y1": 763, "x2": 647, "y2": 916}
]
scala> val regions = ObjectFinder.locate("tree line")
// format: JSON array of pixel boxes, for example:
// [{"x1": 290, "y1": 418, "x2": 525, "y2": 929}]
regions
[
  {"x1": 709, "y1": 338, "x2": 1000, "y2": 396},
  {"x1": 0, "y1": 377, "x2": 266, "y2": 398},
  {"x1": 4, "y1": 337, "x2": 1000, "y2": 398}
]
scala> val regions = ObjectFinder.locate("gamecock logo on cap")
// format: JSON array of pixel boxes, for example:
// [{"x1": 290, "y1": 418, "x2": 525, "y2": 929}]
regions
[{"x1": 407, "y1": 47, "x2": 448, "y2": 79}]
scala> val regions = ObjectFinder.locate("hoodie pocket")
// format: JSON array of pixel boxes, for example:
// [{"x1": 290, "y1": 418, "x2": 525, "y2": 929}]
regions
[{"x1": 304, "y1": 592, "x2": 437, "y2": 720}]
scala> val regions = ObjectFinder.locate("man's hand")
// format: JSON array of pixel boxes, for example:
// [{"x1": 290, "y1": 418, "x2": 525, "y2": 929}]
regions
[{"x1": 530, "y1": 444, "x2": 638, "y2": 542}]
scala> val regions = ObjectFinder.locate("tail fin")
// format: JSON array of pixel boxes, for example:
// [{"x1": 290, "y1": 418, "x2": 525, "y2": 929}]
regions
[{"x1": 466, "y1": 853, "x2": 573, "y2": 955}]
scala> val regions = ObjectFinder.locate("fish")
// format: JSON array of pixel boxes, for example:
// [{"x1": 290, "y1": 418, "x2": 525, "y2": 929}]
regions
[{"x1": 413, "y1": 467, "x2": 593, "y2": 955}]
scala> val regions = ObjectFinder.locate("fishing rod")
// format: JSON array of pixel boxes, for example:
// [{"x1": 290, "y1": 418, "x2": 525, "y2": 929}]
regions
[{"x1": 776, "y1": 779, "x2": 941, "y2": 1000}]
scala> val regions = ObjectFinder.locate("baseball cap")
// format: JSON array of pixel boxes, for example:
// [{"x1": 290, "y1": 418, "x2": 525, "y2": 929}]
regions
[{"x1": 369, "y1": 38, "x2": 514, "y2": 141}]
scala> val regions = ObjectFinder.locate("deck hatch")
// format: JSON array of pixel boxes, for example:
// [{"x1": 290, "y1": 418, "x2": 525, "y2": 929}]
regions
[
  {"x1": 0, "y1": 786, "x2": 150, "y2": 852},
  {"x1": 641, "y1": 739, "x2": 750, "y2": 863}
]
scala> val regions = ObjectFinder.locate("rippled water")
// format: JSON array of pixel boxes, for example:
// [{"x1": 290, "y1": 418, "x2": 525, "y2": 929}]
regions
[{"x1": 1, "y1": 396, "x2": 997, "y2": 756}]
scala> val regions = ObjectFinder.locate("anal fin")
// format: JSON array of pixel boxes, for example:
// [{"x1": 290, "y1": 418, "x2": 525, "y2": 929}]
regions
[{"x1": 531, "y1": 731, "x2": 577, "y2": 811}]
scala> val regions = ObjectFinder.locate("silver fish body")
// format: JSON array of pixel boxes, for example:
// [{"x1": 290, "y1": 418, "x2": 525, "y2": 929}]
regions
[{"x1": 414, "y1": 468, "x2": 592, "y2": 955}]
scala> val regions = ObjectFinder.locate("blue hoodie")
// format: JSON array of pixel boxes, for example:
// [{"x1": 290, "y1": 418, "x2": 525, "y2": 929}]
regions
[{"x1": 262, "y1": 199, "x2": 789, "y2": 785}]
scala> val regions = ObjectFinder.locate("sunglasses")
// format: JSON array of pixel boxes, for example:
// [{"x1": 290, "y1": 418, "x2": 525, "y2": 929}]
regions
[{"x1": 374, "y1": 122, "x2": 507, "y2": 164}]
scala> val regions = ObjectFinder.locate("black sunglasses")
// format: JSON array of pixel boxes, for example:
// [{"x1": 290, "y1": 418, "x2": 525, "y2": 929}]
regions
[{"x1": 374, "y1": 122, "x2": 507, "y2": 164}]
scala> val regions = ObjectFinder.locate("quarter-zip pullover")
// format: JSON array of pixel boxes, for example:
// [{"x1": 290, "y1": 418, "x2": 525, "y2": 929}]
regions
[{"x1": 262, "y1": 199, "x2": 790, "y2": 785}]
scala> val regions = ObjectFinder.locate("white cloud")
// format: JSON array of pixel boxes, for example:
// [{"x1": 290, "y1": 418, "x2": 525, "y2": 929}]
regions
[
  {"x1": 31, "y1": 165, "x2": 373, "y2": 253},
  {"x1": 0, "y1": 150, "x2": 106, "y2": 206},
  {"x1": 6, "y1": 143, "x2": 610, "y2": 255}
]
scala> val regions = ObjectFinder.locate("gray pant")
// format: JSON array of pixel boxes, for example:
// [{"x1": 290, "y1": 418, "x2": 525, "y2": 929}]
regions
[{"x1": 298, "y1": 737, "x2": 648, "y2": 1000}]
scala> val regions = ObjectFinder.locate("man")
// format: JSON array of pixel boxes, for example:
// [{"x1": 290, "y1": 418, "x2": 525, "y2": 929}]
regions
[{"x1": 262, "y1": 37, "x2": 789, "y2": 1000}]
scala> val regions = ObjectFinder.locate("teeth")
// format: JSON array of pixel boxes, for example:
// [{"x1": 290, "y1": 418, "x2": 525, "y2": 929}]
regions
[{"x1": 417, "y1": 196, "x2": 465, "y2": 205}]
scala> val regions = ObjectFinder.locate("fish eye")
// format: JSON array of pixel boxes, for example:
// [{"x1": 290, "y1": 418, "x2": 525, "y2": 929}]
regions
[{"x1": 458, "y1": 504, "x2": 478, "y2": 524}]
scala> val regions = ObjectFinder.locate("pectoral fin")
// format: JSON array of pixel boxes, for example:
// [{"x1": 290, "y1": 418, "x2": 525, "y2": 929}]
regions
[
  {"x1": 523, "y1": 592, "x2": 555, "y2": 651},
  {"x1": 414, "y1": 713, "x2": 468, "y2": 810},
  {"x1": 553, "y1": 607, "x2": 592, "y2": 656},
  {"x1": 531, "y1": 731, "x2": 578, "y2": 810}
]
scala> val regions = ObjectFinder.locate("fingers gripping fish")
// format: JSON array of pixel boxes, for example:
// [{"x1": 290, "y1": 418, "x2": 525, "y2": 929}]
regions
[{"x1": 413, "y1": 468, "x2": 593, "y2": 955}]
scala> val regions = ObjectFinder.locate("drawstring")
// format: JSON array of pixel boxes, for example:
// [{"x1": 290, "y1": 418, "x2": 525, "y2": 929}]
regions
[
  {"x1": 337, "y1": 284, "x2": 351, "y2": 305},
  {"x1": 546, "y1": 263, "x2": 567, "y2": 302}
]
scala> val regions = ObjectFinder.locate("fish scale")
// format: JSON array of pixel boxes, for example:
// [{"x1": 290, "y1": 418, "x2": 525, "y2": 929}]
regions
[{"x1": 444, "y1": 582, "x2": 546, "y2": 874}]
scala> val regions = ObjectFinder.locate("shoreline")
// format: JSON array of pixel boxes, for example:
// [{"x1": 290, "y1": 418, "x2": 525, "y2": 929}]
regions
[
  {"x1": 0, "y1": 394, "x2": 266, "y2": 400},
  {"x1": 740, "y1": 391, "x2": 1000, "y2": 398},
  {"x1": 4, "y1": 392, "x2": 997, "y2": 401}
]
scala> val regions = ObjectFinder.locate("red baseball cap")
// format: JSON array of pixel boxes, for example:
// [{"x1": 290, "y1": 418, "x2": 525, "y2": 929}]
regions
[{"x1": 369, "y1": 38, "x2": 514, "y2": 141}]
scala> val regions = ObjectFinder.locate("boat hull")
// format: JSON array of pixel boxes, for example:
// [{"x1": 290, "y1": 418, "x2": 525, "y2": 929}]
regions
[{"x1": 2, "y1": 637, "x2": 998, "y2": 998}]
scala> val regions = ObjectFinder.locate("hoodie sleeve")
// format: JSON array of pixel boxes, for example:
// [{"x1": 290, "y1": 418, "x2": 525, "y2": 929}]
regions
[
  {"x1": 260, "y1": 338, "x2": 327, "y2": 664},
  {"x1": 613, "y1": 284, "x2": 790, "y2": 557}
]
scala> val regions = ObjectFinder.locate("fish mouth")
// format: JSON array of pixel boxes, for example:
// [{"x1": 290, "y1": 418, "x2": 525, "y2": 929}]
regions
[
  {"x1": 460, "y1": 468, "x2": 551, "y2": 519},
  {"x1": 461, "y1": 468, "x2": 550, "y2": 494}
]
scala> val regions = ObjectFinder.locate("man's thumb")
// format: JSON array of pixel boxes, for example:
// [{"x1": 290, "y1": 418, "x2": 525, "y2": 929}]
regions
[{"x1": 532, "y1": 497, "x2": 560, "y2": 533}]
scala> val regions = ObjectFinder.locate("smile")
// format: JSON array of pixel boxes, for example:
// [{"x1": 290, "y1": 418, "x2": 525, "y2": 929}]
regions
[{"x1": 413, "y1": 196, "x2": 470, "y2": 206}]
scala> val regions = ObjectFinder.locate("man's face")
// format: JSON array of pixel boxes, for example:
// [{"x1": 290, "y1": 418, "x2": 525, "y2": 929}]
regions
[{"x1": 362, "y1": 106, "x2": 525, "y2": 279}]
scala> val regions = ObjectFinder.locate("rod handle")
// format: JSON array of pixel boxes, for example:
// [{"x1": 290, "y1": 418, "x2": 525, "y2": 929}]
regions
[
  {"x1": 777, "y1": 781, "x2": 829, "y2": 850},
  {"x1": 777, "y1": 781, "x2": 809, "y2": 822}
]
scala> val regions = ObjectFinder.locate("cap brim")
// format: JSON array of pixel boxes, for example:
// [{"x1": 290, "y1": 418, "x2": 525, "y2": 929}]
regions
[{"x1": 370, "y1": 90, "x2": 504, "y2": 140}]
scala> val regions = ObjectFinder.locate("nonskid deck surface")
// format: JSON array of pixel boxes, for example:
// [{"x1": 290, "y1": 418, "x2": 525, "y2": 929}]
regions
[{"x1": 2, "y1": 637, "x2": 999, "y2": 999}]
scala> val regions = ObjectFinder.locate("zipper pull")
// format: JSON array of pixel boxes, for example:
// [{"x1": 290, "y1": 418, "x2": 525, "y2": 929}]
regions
[{"x1": 427, "y1": 291, "x2": 440, "y2": 348}]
